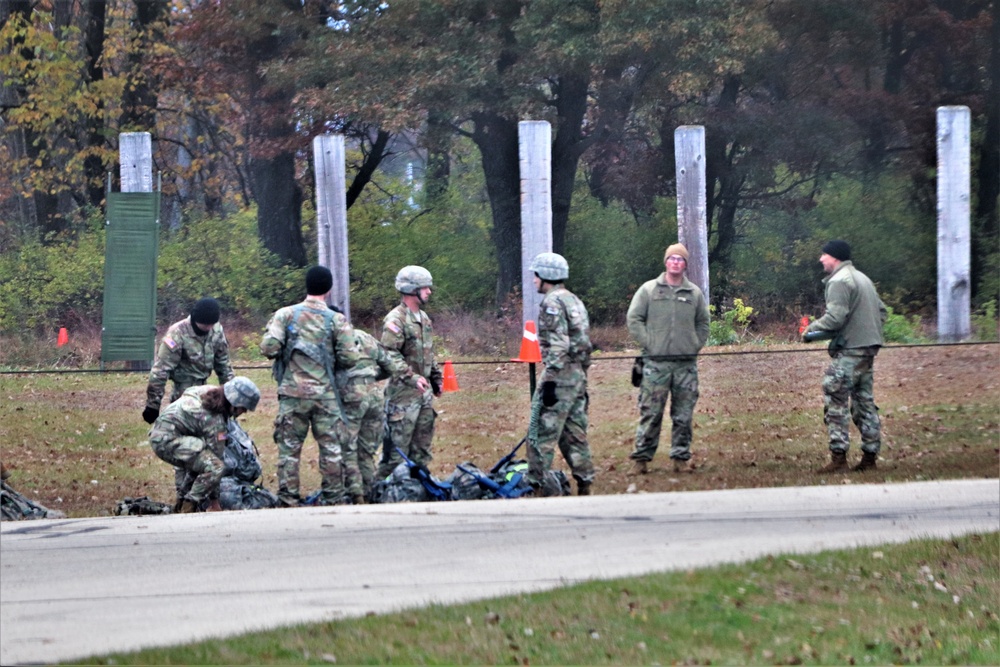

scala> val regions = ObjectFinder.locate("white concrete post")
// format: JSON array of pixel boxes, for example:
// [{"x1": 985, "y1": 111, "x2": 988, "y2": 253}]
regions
[
  {"x1": 936, "y1": 106, "x2": 971, "y2": 341},
  {"x1": 120, "y1": 132, "x2": 152, "y2": 193},
  {"x1": 313, "y1": 134, "x2": 351, "y2": 319},
  {"x1": 518, "y1": 120, "x2": 553, "y2": 325},
  {"x1": 674, "y1": 126, "x2": 710, "y2": 297}
]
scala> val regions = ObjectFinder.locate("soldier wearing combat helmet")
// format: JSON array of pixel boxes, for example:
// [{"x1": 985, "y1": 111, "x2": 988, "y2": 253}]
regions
[
  {"x1": 376, "y1": 266, "x2": 442, "y2": 478},
  {"x1": 143, "y1": 297, "x2": 235, "y2": 507},
  {"x1": 148, "y1": 376, "x2": 260, "y2": 513},
  {"x1": 526, "y1": 252, "x2": 595, "y2": 496}
]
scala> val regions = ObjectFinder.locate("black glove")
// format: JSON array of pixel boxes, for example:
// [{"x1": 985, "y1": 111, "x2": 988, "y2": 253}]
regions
[
  {"x1": 430, "y1": 377, "x2": 442, "y2": 396},
  {"x1": 541, "y1": 381, "x2": 558, "y2": 407},
  {"x1": 631, "y1": 357, "x2": 644, "y2": 387},
  {"x1": 142, "y1": 407, "x2": 159, "y2": 424}
]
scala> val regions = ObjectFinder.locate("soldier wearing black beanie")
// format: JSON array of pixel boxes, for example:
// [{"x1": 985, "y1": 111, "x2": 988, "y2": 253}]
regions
[{"x1": 821, "y1": 240, "x2": 851, "y2": 262}]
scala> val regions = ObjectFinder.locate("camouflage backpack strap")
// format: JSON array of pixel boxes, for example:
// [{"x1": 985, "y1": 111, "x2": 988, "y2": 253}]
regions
[{"x1": 272, "y1": 304, "x2": 308, "y2": 384}]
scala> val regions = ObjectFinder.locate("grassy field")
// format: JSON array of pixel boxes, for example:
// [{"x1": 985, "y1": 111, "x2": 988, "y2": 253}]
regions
[
  {"x1": 70, "y1": 532, "x2": 1000, "y2": 665},
  {"x1": 0, "y1": 336, "x2": 996, "y2": 516}
]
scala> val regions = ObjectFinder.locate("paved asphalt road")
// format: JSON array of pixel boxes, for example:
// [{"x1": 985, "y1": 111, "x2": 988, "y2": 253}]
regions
[{"x1": 2, "y1": 478, "x2": 997, "y2": 665}]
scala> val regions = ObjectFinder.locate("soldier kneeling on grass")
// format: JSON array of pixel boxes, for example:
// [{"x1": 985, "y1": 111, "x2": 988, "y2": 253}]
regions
[{"x1": 147, "y1": 377, "x2": 260, "y2": 513}]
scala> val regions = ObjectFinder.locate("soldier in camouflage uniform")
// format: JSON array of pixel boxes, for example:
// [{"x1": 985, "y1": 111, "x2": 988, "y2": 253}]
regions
[
  {"x1": 803, "y1": 240, "x2": 887, "y2": 473},
  {"x1": 148, "y1": 376, "x2": 260, "y2": 513},
  {"x1": 260, "y1": 266, "x2": 362, "y2": 506},
  {"x1": 336, "y1": 329, "x2": 403, "y2": 501},
  {"x1": 526, "y1": 252, "x2": 595, "y2": 496},
  {"x1": 143, "y1": 297, "x2": 235, "y2": 506},
  {"x1": 626, "y1": 243, "x2": 710, "y2": 474},
  {"x1": 376, "y1": 266, "x2": 443, "y2": 479}
]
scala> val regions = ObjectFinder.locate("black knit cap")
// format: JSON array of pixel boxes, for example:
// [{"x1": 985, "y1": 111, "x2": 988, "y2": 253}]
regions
[
  {"x1": 822, "y1": 240, "x2": 851, "y2": 262},
  {"x1": 190, "y1": 297, "x2": 221, "y2": 326},
  {"x1": 306, "y1": 265, "x2": 334, "y2": 296}
]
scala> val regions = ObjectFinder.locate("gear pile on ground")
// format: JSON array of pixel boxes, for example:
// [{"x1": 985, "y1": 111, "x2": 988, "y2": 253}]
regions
[
  {"x1": 369, "y1": 456, "x2": 571, "y2": 503},
  {"x1": 215, "y1": 419, "x2": 278, "y2": 511}
]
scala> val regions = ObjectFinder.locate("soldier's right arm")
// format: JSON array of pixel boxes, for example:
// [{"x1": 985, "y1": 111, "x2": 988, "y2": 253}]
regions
[
  {"x1": 145, "y1": 334, "x2": 183, "y2": 410},
  {"x1": 626, "y1": 285, "x2": 650, "y2": 351},
  {"x1": 259, "y1": 310, "x2": 288, "y2": 359},
  {"x1": 382, "y1": 310, "x2": 417, "y2": 384}
]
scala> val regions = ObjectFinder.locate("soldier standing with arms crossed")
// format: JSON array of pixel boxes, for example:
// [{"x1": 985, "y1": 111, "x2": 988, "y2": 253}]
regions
[
  {"x1": 260, "y1": 266, "x2": 361, "y2": 506},
  {"x1": 142, "y1": 297, "x2": 235, "y2": 508},
  {"x1": 526, "y1": 252, "x2": 595, "y2": 496},
  {"x1": 626, "y1": 243, "x2": 710, "y2": 474},
  {"x1": 803, "y1": 240, "x2": 887, "y2": 473},
  {"x1": 376, "y1": 266, "x2": 443, "y2": 479}
]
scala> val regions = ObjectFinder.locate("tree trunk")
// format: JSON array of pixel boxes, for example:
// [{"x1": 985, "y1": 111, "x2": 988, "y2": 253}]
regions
[
  {"x1": 252, "y1": 152, "x2": 306, "y2": 267},
  {"x1": 120, "y1": 0, "x2": 167, "y2": 131},
  {"x1": 83, "y1": 0, "x2": 107, "y2": 209},
  {"x1": 345, "y1": 129, "x2": 391, "y2": 209},
  {"x1": 705, "y1": 75, "x2": 741, "y2": 280},
  {"x1": 471, "y1": 111, "x2": 521, "y2": 306},
  {"x1": 550, "y1": 72, "x2": 591, "y2": 254},
  {"x1": 973, "y1": 0, "x2": 999, "y2": 298}
]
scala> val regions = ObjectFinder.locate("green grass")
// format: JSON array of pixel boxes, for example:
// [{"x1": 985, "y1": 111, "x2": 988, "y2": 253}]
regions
[{"x1": 74, "y1": 532, "x2": 1000, "y2": 665}]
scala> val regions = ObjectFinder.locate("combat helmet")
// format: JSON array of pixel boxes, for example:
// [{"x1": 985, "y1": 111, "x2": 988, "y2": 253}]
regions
[
  {"x1": 223, "y1": 376, "x2": 260, "y2": 412},
  {"x1": 395, "y1": 266, "x2": 433, "y2": 295},
  {"x1": 529, "y1": 252, "x2": 569, "y2": 282}
]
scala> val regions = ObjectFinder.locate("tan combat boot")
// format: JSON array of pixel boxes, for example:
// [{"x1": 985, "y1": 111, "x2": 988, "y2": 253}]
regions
[
  {"x1": 852, "y1": 451, "x2": 878, "y2": 472},
  {"x1": 628, "y1": 460, "x2": 648, "y2": 475},
  {"x1": 178, "y1": 499, "x2": 198, "y2": 513},
  {"x1": 817, "y1": 450, "x2": 849, "y2": 474},
  {"x1": 672, "y1": 459, "x2": 694, "y2": 473}
]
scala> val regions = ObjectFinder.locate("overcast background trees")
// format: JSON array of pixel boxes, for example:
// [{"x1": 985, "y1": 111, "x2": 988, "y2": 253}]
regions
[{"x1": 0, "y1": 0, "x2": 996, "y2": 328}]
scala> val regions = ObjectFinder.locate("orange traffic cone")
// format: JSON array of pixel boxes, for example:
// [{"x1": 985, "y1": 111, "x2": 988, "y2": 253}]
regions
[
  {"x1": 57, "y1": 327, "x2": 69, "y2": 347},
  {"x1": 511, "y1": 320, "x2": 542, "y2": 363},
  {"x1": 442, "y1": 360, "x2": 459, "y2": 392}
]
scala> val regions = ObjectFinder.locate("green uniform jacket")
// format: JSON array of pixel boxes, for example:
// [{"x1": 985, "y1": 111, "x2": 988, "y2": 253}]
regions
[
  {"x1": 382, "y1": 303, "x2": 442, "y2": 402},
  {"x1": 336, "y1": 329, "x2": 402, "y2": 386},
  {"x1": 260, "y1": 298, "x2": 361, "y2": 400},
  {"x1": 145, "y1": 318, "x2": 234, "y2": 410},
  {"x1": 806, "y1": 261, "x2": 887, "y2": 349},
  {"x1": 148, "y1": 386, "x2": 228, "y2": 458},
  {"x1": 538, "y1": 286, "x2": 592, "y2": 384},
  {"x1": 627, "y1": 275, "x2": 710, "y2": 359}
]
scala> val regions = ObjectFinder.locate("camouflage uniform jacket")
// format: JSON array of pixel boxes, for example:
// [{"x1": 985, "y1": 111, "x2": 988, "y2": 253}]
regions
[
  {"x1": 538, "y1": 286, "x2": 592, "y2": 385},
  {"x1": 260, "y1": 297, "x2": 361, "y2": 400},
  {"x1": 627, "y1": 275, "x2": 710, "y2": 360},
  {"x1": 336, "y1": 329, "x2": 402, "y2": 388},
  {"x1": 148, "y1": 386, "x2": 228, "y2": 458},
  {"x1": 806, "y1": 261, "x2": 887, "y2": 349},
  {"x1": 146, "y1": 318, "x2": 234, "y2": 410},
  {"x1": 382, "y1": 303, "x2": 442, "y2": 401}
]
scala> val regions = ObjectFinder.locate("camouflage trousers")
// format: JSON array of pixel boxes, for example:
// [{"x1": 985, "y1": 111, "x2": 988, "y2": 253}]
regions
[
  {"x1": 822, "y1": 351, "x2": 881, "y2": 454},
  {"x1": 169, "y1": 380, "x2": 205, "y2": 502},
  {"x1": 340, "y1": 380, "x2": 385, "y2": 498},
  {"x1": 527, "y1": 379, "x2": 594, "y2": 489},
  {"x1": 273, "y1": 397, "x2": 349, "y2": 505},
  {"x1": 630, "y1": 359, "x2": 699, "y2": 463},
  {"x1": 149, "y1": 435, "x2": 224, "y2": 504},
  {"x1": 377, "y1": 394, "x2": 436, "y2": 479}
]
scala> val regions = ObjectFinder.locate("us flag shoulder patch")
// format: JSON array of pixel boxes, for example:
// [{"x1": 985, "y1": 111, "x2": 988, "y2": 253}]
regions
[
  {"x1": 387, "y1": 322, "x2": 402, "y2": 334},
  {"x1": 163, "y1": 337, "x2": 178, "y2": 350}
]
